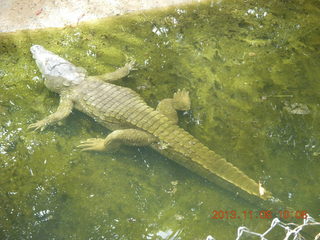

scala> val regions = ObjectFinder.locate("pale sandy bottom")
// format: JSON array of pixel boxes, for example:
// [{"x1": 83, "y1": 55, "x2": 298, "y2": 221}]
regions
[{"x1": 0, "y1": 0, "x2": 205, "y2": 33}]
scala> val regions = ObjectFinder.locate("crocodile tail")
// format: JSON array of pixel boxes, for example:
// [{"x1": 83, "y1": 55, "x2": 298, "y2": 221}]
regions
[{"x1": 134, "y1": 109, "x2": 272, "y2": 200}]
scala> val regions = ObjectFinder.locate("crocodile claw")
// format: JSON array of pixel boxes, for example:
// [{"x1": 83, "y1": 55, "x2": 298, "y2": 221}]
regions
[
  {"x1": 124, "y1": 54, "x2": 137, "y2": 71},
  {"x1": 28, "y1": 121, "x2": 47, "y2": 131},
  {"x1": 77, "y1": 138, "x2": 106, "y2": 152},
  {"x1": 173, "y1": 88, "x2": 191, "y2": 111}
]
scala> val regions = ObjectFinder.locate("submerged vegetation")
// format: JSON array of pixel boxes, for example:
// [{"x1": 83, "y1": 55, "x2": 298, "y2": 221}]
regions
[{"x1": 0, "y1": 0, "x2": 319, "y2": 239}]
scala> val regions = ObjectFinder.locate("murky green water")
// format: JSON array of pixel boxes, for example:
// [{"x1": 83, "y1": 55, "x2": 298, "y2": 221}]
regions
[{"x1": 0, "y1": 0, "x2": 319, "y2": 239}]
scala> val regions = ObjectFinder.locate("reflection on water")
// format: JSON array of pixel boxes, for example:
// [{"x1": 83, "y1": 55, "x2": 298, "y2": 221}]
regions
[{"x1": 0, "y1": 0, "x2": 319, "y2": 239}]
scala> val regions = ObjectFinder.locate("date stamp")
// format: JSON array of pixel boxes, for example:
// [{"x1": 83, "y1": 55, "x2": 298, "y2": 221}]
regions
[{"x1": 211, "y1": 210, "x2": 308, "y2": 220}]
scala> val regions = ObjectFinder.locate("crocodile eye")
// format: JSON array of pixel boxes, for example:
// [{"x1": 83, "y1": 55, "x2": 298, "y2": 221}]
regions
[{"x1": 63, "y1": 81, "x2": 71, "y2": 87}]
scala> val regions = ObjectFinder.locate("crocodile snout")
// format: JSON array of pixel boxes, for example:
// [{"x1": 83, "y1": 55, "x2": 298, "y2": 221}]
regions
[{"x1": 30, "y1": 45, "x2": 44, "y2": 57}]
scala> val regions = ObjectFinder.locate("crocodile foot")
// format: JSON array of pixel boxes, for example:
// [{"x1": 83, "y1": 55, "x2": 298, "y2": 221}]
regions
[
  {"x1": 77, "y1": 138, "x2": 107, "y2": 152},
  {"x1": 77, "y1": 137, "x2": 121, "y2": 152},
  {"x1": 173, "y1": 89, "x2": 191, "y2": 111},
  {"x1": 28, "y1": 120, "x2": 47, "y2": 131},
  {"x1": 124, "y1": 55, "x2": 136, "y2": 71}
]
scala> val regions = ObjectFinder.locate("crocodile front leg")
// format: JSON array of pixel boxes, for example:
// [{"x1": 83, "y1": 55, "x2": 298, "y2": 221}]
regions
[
  {"x1": 156, "y1": 89, "x2": 191, "y2": 124},
  {"x1": 78, "y1": 129, "x2": 157, "y2": 152},
  {"x1": 88, "y1": 57, "x2": 135, "y2": 82},
  {"x1": 28, "y1": 94, "x2": 73, "y2": 131}
]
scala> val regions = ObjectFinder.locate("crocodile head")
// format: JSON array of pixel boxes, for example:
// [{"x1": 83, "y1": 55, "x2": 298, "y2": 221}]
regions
[{"x1": 30, "y1": 45, "x2": 87, "y2": 93}]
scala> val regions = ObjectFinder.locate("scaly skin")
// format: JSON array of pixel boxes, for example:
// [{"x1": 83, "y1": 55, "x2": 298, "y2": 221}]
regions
[{"x1": 29, "y1": 45, "x2": 272, "y2": 201}]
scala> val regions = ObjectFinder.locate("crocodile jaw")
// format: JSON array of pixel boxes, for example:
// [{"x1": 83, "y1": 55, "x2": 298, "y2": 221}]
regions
[{"x1": 30, "y1": 45, "x2": 86, "y2": 93}]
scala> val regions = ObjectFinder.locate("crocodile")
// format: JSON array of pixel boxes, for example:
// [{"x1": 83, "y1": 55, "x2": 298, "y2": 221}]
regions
[{"x1": 28, "y1": 45, "x2": 272, "y2": 201}]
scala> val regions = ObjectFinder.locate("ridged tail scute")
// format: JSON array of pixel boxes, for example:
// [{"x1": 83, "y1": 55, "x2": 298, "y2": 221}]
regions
[{"x1": 135, "y1": 110, "x2": 272, "y2": 200}]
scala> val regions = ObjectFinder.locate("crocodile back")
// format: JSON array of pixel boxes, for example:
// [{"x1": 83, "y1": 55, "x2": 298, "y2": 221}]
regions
[{"x1": 75, "y1": 79, "x2": 156, "y2": 128}]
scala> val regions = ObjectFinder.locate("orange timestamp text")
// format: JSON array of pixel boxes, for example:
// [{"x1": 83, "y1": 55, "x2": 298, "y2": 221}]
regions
[{"x1": 211, "y1": 210, "x2": 308, "y2": 220}]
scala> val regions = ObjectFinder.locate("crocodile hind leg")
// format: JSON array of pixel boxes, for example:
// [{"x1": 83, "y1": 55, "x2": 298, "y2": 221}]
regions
[
  {"x1": 77, "y1": 129, "x2": 157, "y2": 152},
  {"x1": 156, "y1": 89, "x2": 191, "y2": 124},
  {"x1": 87, "y1": 57, "x2": 135, "y2": 82}
]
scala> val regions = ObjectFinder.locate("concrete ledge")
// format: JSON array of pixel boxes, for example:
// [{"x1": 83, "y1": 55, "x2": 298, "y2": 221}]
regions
[{"x1": 0, "y1": 0, "x2": 203, "y2": 33}]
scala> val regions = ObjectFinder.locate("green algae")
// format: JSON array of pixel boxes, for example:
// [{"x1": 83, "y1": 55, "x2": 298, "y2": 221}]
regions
[{"x1": 1, "y1": 0, "x2": 320, "y2": 239}]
